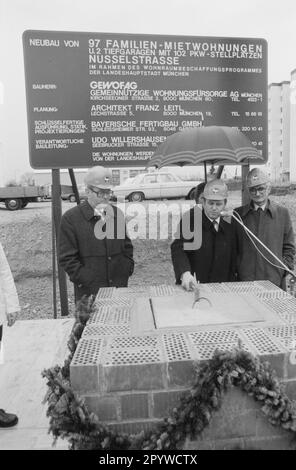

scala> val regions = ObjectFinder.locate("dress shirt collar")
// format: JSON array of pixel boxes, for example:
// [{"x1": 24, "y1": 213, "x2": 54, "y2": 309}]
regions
[
  {"x1": 240, "y1": 199, "x2": 275, "y2": 218},
  {"x1": 253, "y1": 202, "x2": 267, "y2": 211},
  {"x1": 205, "y1": 214, "x2": 221, "y2": 226}
]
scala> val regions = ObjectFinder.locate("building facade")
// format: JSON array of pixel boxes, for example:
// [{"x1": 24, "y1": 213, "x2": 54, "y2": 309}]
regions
[
  {"x1": 289, "y1": 69, "x2": 296, "y2": 182},
  {"x1": 266, "y1": 69, "x2": 296, "y2": 183},
  {"x1": 267, "y1": 81, "x2": 291, "y2": 182}
]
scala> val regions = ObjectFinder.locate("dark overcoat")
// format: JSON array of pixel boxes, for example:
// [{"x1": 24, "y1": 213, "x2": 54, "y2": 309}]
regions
[
  {"x1": 235, "y1": 200, "x2": 295, "y2": 288},
  {"x1": 59, "y1": 201, "x2": 134, "y2": 299},
  {"x1": 171, "y1": 207, "x2": 237, "y2": 284}
]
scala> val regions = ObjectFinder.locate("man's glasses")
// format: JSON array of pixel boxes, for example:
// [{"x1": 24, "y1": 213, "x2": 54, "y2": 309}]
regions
[
  {"x1": 249, "y1": 185, "x2": 267, "y2": 195},
  {"x1": 89, "y1": 186, "x2": 112, "y2": 198}
]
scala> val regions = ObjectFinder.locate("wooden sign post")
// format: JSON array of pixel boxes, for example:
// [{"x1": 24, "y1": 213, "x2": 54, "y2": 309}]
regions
[{"x1": 51, "y1": 169, "x2": 69, "y2": 317}]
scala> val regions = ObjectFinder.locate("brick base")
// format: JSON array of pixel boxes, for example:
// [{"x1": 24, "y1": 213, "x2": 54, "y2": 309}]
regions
[
  {"x1": 71, "y1": 282, "x2": 296, "y2": 448},
  {"x1": 183, "y1": 388, "x2": 296, "y2": 450}
]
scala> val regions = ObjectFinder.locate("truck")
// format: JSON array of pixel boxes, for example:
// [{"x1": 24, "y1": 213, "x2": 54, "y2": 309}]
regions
[{"x1": 0, "y1": 186, "x2": 46, "y2": 210}]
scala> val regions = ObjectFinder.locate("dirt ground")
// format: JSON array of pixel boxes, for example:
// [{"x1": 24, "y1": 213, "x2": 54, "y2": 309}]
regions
[{"x1": 1, "y1": 190, "x2": 296, "y2": 320}]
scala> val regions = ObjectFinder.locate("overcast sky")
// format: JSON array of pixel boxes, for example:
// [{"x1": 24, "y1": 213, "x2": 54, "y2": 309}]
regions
[{"x1": 0, "y1": 0, "x2": 295, "y2": 184}]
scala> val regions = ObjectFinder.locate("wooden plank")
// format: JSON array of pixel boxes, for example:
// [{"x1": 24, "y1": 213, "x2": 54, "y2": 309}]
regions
[{"x1": 0, "y1": 319, "x2": 74, "y2": 449}]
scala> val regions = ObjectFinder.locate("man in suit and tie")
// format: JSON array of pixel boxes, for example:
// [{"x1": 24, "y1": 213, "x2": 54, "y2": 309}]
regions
[
  {"x1": 235, "y1": 168, "x2": 295, "y2": 289},
  {"x1": 171, "y1": 179, "x2": 238, "y2": 291}
]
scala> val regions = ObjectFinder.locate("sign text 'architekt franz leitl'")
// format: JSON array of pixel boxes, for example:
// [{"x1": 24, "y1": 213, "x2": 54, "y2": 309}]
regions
[{"x1": 23, "y1": 30, "x2": 268, "y2": 169}]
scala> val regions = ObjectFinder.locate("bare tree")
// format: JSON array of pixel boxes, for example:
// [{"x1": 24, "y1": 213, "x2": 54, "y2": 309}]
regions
[
  {"x1": 5, "y1": 179, "x2": 19, "y2": 187},
  {"x1": 20, "y1": 172, "x2": 36, "y2": 186}
]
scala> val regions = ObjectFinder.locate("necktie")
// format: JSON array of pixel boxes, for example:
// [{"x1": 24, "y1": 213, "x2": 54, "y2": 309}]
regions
[
  {"x1": 212, "y1": 220, "x2": 219, "y2": 232},
  {"x1": 254, "y1": 207, "x2": 262, "y2": 235}
]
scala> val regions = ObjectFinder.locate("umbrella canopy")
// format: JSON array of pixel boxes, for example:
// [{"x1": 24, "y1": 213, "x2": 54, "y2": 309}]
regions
[{"x1": 148, "y1": 126, "x2": 263, "y2": 168}]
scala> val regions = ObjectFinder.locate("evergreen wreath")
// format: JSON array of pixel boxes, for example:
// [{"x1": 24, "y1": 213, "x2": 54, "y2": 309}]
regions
[{"x1": 42, "y1": 296, "x2": 296, "y2": 450}]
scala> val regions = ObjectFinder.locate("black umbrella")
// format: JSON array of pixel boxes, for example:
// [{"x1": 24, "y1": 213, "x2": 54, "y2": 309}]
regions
[{"x1": 148, "y1": 126, "x2": 263, "y2": 180}]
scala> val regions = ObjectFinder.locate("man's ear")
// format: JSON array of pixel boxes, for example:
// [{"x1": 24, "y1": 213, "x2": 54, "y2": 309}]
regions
[{"x1": 266, "y1": 182, "x2": 271, "y2": 196}]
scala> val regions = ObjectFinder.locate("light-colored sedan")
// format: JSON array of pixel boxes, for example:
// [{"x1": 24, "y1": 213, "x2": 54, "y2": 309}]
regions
[{"x1": 112, "y1": 172, "x2": 201, "y2": 202}]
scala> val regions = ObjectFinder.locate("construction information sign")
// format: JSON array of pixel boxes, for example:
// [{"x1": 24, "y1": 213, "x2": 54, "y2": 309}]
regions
[{"x1": 23, "y1": 30, "x2": 268, "y2": 169}]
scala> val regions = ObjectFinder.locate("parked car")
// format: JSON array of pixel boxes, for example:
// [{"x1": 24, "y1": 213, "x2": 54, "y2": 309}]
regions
[
  {"x1": 112, "y1": 172, "x2": 201, "y2": 202},
  {"x1": 61, "y1": 184, "x2": 87, "y2": 202}
]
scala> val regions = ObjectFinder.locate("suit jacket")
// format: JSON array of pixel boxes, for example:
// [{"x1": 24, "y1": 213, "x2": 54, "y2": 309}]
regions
[
  {"x1": 171, "y1": 208, "x2": 237, "y2": 284},
  {"x1": 59, "y1": 201, "x2": 134, "y2": 299}
]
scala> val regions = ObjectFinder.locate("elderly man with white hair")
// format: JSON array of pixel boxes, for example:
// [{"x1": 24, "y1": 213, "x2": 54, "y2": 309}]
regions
[{"x1": 235, "y1": 168, "x2": 295, "y2": 289}]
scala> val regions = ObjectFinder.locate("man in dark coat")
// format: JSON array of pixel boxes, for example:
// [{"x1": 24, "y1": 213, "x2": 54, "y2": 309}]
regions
[
  {"x1": 59, "y1": 166, "x2": 134, "y2": 300},
  {"x1": 235, "y1": 168, "x2": 295, "y2": 289},
  {"x1": 171, "y1": 179, "x2": 237, "y2": 290}
]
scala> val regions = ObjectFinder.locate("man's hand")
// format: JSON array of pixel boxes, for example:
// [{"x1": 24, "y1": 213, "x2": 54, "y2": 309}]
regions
[
  {"x1": 181, "y1": 271, "x2": 198, "y2": 291},
  {"x1": 7, "y1": 312, "x2": 18, "y2": 327}
]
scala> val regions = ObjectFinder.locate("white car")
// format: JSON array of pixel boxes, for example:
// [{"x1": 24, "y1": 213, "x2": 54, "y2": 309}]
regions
[{"x1": 112, "y1": 172, "x2": 201, "y2": 202}]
